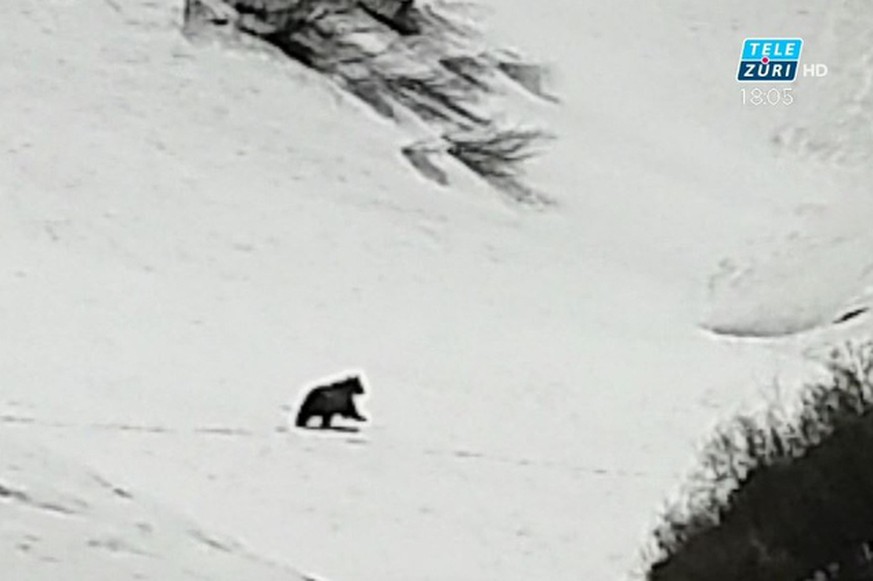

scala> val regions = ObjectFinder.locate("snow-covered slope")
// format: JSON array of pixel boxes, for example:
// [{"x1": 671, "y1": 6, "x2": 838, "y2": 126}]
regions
[
  {"x1": 481, "y1": 0, "x2": 873, "y2": 341},
  {"x1": 0, "y1": 434, "x2": 305, "y2": 581},
  {"x1": 2, "y1": 0, "x2": 872, "y2": 580}
]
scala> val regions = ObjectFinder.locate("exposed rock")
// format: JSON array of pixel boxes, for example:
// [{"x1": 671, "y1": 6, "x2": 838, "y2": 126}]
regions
[
  {"x1": 358, "y1": 0, "x2": 419, "y2": 35},
  {"x1": 183, "y1": 0, "x2": 557, "y2": 205}
]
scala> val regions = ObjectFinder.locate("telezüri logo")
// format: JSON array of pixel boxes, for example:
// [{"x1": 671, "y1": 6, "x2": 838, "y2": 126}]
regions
[{"x1": 737, "y1": 38, "x2": 803, "y2": 82}]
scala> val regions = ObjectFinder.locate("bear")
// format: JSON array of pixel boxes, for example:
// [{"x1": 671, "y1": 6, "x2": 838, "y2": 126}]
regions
[{"x1": 295, "y1": 375, "x2": 367, "y2": 430}]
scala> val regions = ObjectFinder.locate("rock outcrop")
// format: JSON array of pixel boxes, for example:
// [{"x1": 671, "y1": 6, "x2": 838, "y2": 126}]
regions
[{"x1": 184, "y1": 0, "x2": 556, "y2": 205}]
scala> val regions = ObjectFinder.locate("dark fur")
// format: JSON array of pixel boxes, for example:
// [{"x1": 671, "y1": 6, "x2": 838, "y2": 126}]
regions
[{"x1": 295, "y1": 376, "x2": 367, "y2": 429}]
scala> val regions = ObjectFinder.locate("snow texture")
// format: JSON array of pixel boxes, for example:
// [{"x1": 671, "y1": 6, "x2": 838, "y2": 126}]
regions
[{"x1": 2, "y1": 0, "x2": 873, "y2": 580}]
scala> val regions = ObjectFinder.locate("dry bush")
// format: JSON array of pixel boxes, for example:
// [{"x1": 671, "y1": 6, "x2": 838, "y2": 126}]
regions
[
  {"x1": 646, "y1": 341, "x2": 873, "y2": 581},
  {"x1": 378, "y1": 69, "x2": 486, "y2": 124},
  {"x1": 444, "y1": 127, "x2": 549, "y2": 180},
  {"x1": 186, "y1": 0, "x2": 556, "y2": 203}
]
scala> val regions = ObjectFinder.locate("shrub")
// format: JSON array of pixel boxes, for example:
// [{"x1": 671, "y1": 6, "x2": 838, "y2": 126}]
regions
[
  {"x1": 379, "y1": 69, "x2": 486, "y2": 125},
  {"x1": 646, "y1": 341, "x2": 873, "y2": 581},
  {"x1": 185, "y1": 0, "x2": 557, "y2": 203},
  {"x1": 444, "y1": 127, "x2": 553, "y2": 205},
  {"x1": 439, "y1": 55, "x2": 493, "y2": 90},
  {"x1": 444, "y1": 126, "x2": 549, "y2": 180}
]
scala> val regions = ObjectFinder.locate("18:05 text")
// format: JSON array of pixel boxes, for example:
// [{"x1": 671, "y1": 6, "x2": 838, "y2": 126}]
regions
[{"x1": 741, "y1": 87, "x2": 794, "y2": 106}]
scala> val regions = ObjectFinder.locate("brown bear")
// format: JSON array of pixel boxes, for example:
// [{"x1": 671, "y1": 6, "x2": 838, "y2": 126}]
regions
[{"x1": 295, "y1": 375, "x2": 367, "y2": 429}]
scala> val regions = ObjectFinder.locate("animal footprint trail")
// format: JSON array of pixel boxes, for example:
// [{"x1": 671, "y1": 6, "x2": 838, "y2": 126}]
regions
[
  {"x1": 1, "y1": 411, "x2": 669, "y2": 481},
  {"x1": 0, "y1": 413, "x2": 260, "y2": 440}
]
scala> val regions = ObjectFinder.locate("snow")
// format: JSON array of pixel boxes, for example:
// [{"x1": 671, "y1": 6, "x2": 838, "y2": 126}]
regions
[
  {"x1": 0, "y1": 434, "x2": 306, "y2": 580},
  {"x1": 2, "y1": 0, "x2": 872, "y2": 580}
]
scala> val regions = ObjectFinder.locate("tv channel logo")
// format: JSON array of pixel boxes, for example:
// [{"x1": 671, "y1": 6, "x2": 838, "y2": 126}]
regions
[{"x1": 737, "y1": 38, "x2": 803, "y2": 82}]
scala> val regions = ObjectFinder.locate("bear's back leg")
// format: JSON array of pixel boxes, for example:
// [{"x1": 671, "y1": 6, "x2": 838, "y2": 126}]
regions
[{"x1": 295, "y1": 389, "x2": 325, "y2": 428}]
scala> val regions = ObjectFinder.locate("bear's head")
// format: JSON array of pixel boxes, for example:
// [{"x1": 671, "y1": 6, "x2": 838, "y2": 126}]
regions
[{"x1": 341, "y1": 376, "x2": 365, "y2": 394}]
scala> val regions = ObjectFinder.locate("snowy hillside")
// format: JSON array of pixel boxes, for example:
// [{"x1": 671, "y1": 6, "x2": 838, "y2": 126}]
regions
[
  {"x1": 0, "y1": 435, "x2": 306, "y2": 580},
  {"x1": 2, "y1": 0, "x2": 872, "y2": 580}
]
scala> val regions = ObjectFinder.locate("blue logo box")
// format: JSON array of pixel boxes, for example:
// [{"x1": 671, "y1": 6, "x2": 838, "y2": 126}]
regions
[{"x1": 737, "y1": 38, "x2": 803, "y2": 82}]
